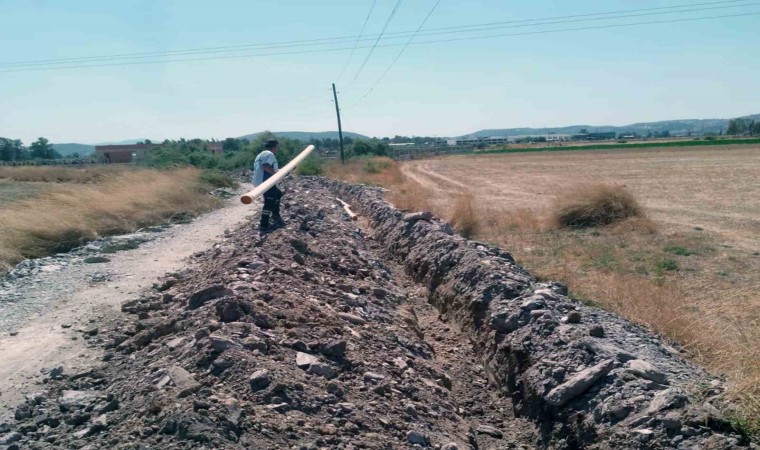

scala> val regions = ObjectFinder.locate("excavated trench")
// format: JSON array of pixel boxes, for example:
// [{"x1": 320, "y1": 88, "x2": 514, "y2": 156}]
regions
[{"x1": 0, "y1": 177, "x2": 751, "y2": 450}]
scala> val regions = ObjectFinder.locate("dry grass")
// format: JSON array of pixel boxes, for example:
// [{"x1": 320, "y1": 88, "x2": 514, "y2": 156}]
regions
[
  {"x1": 449, "y1": 192, "x2": 480, "y2": 238},
  {"x1": 552, "y1": 184, "x2": 643, "y2": 228},
  {"x1": 0, "y1": 165, "x2": 129, "y2": 183},
  {"x1": 327, "y1": 147, "x2": 760, "y2": 434},
  {"x1": 0, "y1": 167, "x2": 219, "y2": 271}
]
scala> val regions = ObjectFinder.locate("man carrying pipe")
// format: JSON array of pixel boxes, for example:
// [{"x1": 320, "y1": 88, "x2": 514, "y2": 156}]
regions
[{"x1": 252, "y1": 139, "x2": 285, "y2": 229}]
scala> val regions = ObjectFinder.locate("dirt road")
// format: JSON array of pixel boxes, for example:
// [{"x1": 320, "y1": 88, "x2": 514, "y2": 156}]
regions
[{"x1": 0, "y1": 186, "x2": 257, "y2": 419}]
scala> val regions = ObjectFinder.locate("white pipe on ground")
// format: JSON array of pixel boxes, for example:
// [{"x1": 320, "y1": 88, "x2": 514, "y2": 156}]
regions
[{"x1": 240, "y1": 145, "x2": 315, "y2": 204}]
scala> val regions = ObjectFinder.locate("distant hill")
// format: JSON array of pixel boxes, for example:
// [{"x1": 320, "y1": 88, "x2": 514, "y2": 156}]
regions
[
  {"x1": 239, "y1": 131, "x2": 369, "y2": 141},
  {"x1": 462, "y1": 113, "x2": 760, "y2": 138},
  {"x1": 51, "y1": 143, "x2": 95, "y2": 157}
]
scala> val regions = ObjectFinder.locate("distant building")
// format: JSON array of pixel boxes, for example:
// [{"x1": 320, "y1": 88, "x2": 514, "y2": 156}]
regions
[
  {"x1": 448, "y1": 136, "x2": 511, "y2": 147},
  {"x1": 95, "y1": 142, "x2": 223, "y2": 163},
  {"x1": 571, "y1": 132, "x2": 616, "y2": 141}
]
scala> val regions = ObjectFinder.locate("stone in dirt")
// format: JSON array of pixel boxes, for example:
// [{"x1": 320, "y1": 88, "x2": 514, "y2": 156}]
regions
[
  {"x1": 319, "y1": 339, "x2": 347, "y2": 357},
  {"x1": 186, "y1": 285, "x2": 233, "y2": 309},
  {"x1": 545, "y1": 359, "x2": 614, "y2": 407},
  {"x1": 403, "y1": 211, "x2": 433, "y2": 222},
  {"x1": 296, "y1": 352, "x2": 319, "y2": 369},
  {"x1": 249, "y1": 369, "x2": 271, "y2": 392},
  {"x1": 476, "y1": 425, "x2": 503, "y2": 438},
  {"x1": 167, "y1": 366, "x2": 201, "y2": 398},
  {"x1": 626, "y1": 359, "x2": 668, "y2": 385},
  {"x1": 337, "y1": 312, "x2": 366, "y2": 325},
  {"x1": 406, "y1": 430, "x2": 430, "y2": 445}
]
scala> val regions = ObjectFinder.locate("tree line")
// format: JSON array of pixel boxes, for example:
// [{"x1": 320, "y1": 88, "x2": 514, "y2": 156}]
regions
[
  {"x1": 0, "y1": 137, "x2": 63, "y2": 162},
  {"x1": 726, "y1": 117, "x2": 760, "y2": 136}
]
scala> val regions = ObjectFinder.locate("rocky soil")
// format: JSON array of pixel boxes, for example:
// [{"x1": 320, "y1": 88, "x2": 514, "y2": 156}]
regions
[{"x1": 0, "y1": 177, "x2": 753, "y2": 449}]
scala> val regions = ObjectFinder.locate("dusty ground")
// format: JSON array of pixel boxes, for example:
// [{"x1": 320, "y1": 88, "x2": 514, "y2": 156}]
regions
[
  {"x1": 0, "y1": 185, "x2": 255, "y2": 420},
  {"x1": 402, "y1": 145, "x2": 760, "y2": 251}
]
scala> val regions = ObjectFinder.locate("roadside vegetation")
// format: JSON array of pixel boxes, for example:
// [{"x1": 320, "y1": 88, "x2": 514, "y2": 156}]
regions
[
  {"x1": 326, "y1": 154, "x2": 760, "y2": 435},
  {"x1": 0, "y1": 166, "x2": 222, "y2": 272}
]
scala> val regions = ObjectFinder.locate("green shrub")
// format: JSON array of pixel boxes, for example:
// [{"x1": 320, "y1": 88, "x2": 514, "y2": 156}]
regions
[
  {"x1": 199, "y1": 170, "x2": 237, "y2": 188},
  {"x1": 295, "y1": 155, "x2": 324, "y2": 175},
  {"x1": 664, "y1": 246, "x2": 692, "y2": 256},
  {"x1": 363, "y1": 159, "x2": 391, "y2": 174},
  {"x1": 655, "y1": 258, "x2": 679, "y2": 273}
]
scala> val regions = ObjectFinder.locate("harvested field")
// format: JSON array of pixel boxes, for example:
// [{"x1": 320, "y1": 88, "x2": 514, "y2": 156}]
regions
[
  {"x1": 0, "y1": 166, "x2": 221, "y2": 272},
  {"x1": 329, "y1": 145, "x2": 760, "y2": 434}
]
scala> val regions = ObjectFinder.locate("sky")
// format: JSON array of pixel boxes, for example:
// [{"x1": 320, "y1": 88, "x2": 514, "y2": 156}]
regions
[{"x1": 1, "y1": 0, "x2": 759, "y2": 144}]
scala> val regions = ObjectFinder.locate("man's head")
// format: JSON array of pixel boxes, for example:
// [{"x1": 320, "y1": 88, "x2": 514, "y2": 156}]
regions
[{"x1": 264, "y1": 139, "x2": 279, "y2": 152}]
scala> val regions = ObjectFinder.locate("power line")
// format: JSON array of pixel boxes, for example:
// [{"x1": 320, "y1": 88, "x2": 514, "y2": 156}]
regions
[
  {"x1": 0, "y1": 0, "x2": 753, "y2": 69},
  {"x1": 1, "y1": 11, "x2": 757, "y2": 73},
  {"x1": 336, "y1": 0, "x2": 379, "y2": 83},
  {"x1": 357, "y1": 0, "x2": 441, "y2": 102},
  {"x1": 344, "y1": 0, "x2": 404, "y2": 92}
]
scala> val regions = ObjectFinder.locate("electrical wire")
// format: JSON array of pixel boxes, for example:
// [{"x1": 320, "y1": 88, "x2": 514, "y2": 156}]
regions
[
  {"x1": 0, "y1": 0, "x2": 754, "y2": 69},
  {"x1": 344, "y1": 0, "x2": 404, "y2": 93},
  {"x1": 357, "y1": 0, "x2": 441, "y2": 102},
  {"x1": 1, "y1": 11, "x2": 757, "y2": 73},
  {"x1": 336, "y1": 0, "x2": 378, "y2": 83}
]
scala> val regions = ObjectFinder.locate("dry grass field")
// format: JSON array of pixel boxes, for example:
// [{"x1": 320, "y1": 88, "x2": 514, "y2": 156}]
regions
[
  {"x1": 327, "y1": 145, "x2": 760, "y2": 432},
  {"x1": 0, "y1": 166, "x2": 221, "y2": 272}
]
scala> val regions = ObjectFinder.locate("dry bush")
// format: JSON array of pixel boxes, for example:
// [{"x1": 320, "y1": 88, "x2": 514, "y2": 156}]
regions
[
  {"x1": 0, "y1": 168, "x2": 218, "y2": 271},
  {"x1": 449, "y1": 192, "x2": 480, "y2": 238},
  {"x1": 325, "y1": 157, "x2": 404, "y2": 186},
  {"x1": 0, "y1": 165, "x2": 129, "y2": 183},
  {"x1": 552, "y1": 184, "x2": 643, "y2": 228}
]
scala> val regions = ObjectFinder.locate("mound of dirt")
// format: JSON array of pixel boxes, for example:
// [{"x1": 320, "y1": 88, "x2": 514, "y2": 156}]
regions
[{"x1": 0, "y1": 177, "x2": 751, "y2": 450}]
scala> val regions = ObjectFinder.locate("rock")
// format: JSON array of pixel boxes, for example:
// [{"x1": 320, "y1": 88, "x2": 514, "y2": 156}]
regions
[
  {"x1": 337, "y1": 312, "x2": 366, "y2": 325},
  {"x1": 296, "y1": 352, "x2": 319, "y2": 369},
  {"x1": 363, "y1": 372, "x2": 385, "y2": 383},
  {"x1": 405, "y1": 403, "x2": 418, "y2": 418},
  {"x1": 319, "y1": 339, "x2": 347, "y2": 357},
  {"x1": 441, "y1": 443, "x2": 460, "y2": 450},
  {"x1": 661, "y1": 412, "x2": 682, "y2": 430},
  {"x1": 208, "y1": 334, "x2": 242, "y2": 352},
  {"x1": 290, "y1": 238, "x2": 309, "y2": 254},
  {"x1": 403, "y1": 211, "x2": 433, "y2": 222},
  {"x1": 545, "y1": 359, "x2": 615, "y2": 407},
  {"x1": 167, "y1": 366, "x2": 201, "y2": 398},
  {"x1": 0, "y1": 431, "x2": 22, "y2": 445},
  {"x1": 489, "y1": 310, "x2": 520, "y2": 333},
  {"x1": 645, "y1": 388, "x2": 688, "y2": 414},
  {"x1": 565, "y1": 311, "x2": 582, "y2": 323},
  {"x1": 520, "y1": 297, "x2": 546, "y2": 311},
  {"x1": 437, "y1": 373, "x2": 453, "y2": 391},
  {"x1": 626, "y1": 359, "x2": 668, "y2": 384},
  {"x1": 307, "y1": 363, "x2": 336, "y2": 379},
  {"x1": 249, "y1": 369, "x2": 271, "y2": 392},
  {"x1": 187, "y1": 285, "x2": 233, "y2": 309},
  {"x1": 293, "y1": 253, "x2": 306, "y2": 265},
  {"x1": 589, "y1": 324, "x2": 605, "y2": 337},
  {"x1": 406, "y1": 430, "x2": 430, "y2": 445},
  {"x1": 14, "y1": 403, "x2": 33, "y2": 421},
  {"x1": 476, "y1": 425, "x2": 503, "y2": 438},
  {"x1": 60, "y1": 390, "x2": 100, "y2": 411}
]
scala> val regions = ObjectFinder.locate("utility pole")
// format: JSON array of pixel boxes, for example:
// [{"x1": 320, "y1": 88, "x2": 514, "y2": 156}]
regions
[{"x1": 332, "y1": 83, "x2": 345, "y2": 164}]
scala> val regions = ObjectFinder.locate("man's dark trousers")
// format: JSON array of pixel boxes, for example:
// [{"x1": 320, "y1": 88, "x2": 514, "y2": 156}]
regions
[{"x1": 260, "y1": 185, "x2": 283, "y2": 228}]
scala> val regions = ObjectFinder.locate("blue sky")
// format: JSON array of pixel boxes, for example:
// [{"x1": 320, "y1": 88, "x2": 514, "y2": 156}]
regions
[{"x1": 1, "y1": 0, "x2": 758, "y2": 144}]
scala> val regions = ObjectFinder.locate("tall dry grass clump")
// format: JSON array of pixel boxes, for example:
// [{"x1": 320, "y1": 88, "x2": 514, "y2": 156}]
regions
[
  {"x1": 449, "y1": 192, "x2": 480, "y2": 238},
  {"x1": 553, "y1": 184, "x2": 642, "y2": 228},
  {"x1": 0, "y1": 165, "x2": 129, "y2": 183},
  {"x1": 0, "y1": 167, "x2": 218, "y2": 271}
]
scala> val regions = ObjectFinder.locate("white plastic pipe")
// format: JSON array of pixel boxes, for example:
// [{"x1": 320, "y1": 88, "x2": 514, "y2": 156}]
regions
[{"x1": 240, "y1": 144, "x2": 315, "y2": 204}]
